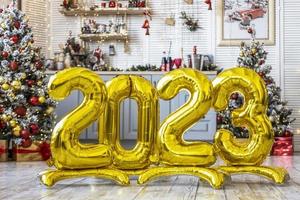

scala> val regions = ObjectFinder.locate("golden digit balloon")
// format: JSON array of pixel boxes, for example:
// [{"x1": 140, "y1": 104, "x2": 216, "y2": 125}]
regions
[
  {"x1": 46, "y1": 68, "x2": 111, "y2": 170},
  {"x1": 212, "y1": 67, "x2": 273, "y2": 166},
  {"x1": 157, "y1": 68, "x2": 216, "y2": 166},
  {"x1": 101, "y1": 75, "x2": 159, "y2": 170}
]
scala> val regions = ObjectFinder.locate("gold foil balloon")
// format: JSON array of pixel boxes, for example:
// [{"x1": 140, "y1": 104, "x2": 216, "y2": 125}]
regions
[
  {"x1": 157, "y1": 68, "x2": 216, "y2": 166},
  {"x1": 101, "y1": 75, "x2": 158, "y2": 170},
  {"x1": 47, "y1": 68, "x2": 112, "y2": 170},
  {"x1": 212, "y1": 67, "x2": 273, "y2": 166}
]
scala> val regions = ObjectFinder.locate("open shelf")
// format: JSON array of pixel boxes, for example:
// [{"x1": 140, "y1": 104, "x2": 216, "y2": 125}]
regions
[
  {"x1": 59, "y1": 7, "x2": 151, "y2": 16},
  {"x1": 79, "y1": 33, "x2": 129, "y2": 42}
]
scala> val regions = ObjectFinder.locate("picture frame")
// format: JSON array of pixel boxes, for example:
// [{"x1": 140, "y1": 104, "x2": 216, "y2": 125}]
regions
[{"x1": 217, "y1": 0, "x2": 275, "y2": 46}]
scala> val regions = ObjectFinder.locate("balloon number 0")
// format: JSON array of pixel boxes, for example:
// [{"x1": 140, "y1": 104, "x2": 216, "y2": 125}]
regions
[{"x1": 40, "y1": 68, "x2": 289, "y2": 189}]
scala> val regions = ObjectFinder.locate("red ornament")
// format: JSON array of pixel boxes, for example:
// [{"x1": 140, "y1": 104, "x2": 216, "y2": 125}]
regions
[
  {"x1": 0, "y1": 120, "x2": 6, "y2": 129},
  {"x1": 142, "y1": 19, "x2": 150, "y2": 29},
  {"x1": 0, "y1": 105, "x2": 4, "y2": 114},
  {"x1": 217, "y1": 115, "x2": 223, "y2": 124},
  {"x1": 20, "y1": 129, "x2": 31, "y2": 139},
  {"x1": 29, "y1": 96, "x2": 40, "y2": 106},
  {"x1": 10, "y1": 35, "x2": 19, "y2": 44},
  {"x1": 10, "y1": 61, "x2": 18, "y2": 71},
  {"x1": 247, "y1": 27, "x2": 253, "y2": 34},
  {"x1": 39, "y1": 142, "x2": 51, "y2": 160},
  {"x1": 258, "y1": 72, "x2": 265, "y2": 77},
  {"x1": 35, "y1": 61, "x2": 43, "y2": 69},
  {"x1": 29, "y1": 124, "x2": 40, "y2": 135},
  {"x1": 284, "y1": 130, "x2": 293, "y2": 137},
  {"x1": 2, "y1": 51, "x2": 9, "y2": 58},
  {"x1": 109, "y1": 0, "x2": 116, "y2": 8},
  {"x1": 0, "y1": 9, "x2": 3, "y2": 13},
  {"x1": 271, "y1": 136, "x2": 293, "y2": 156},
  {"x1": 258, "y1": 60, "x2": 265, "y2": 65},
  {"x1": 14, "y1": 106, "x2": 27, "y2": 117},
  {"x1": 14, "y1": 21, "x2": 21, "y2": 29},
  {"x1": 26, "y1": 80, "x2": 36, "y2": 87},
  {"x1": 204, "y1": 0, "x2": 212, "y2": 10},
  {"x1": 21, "y1": 138, "x2": 32, "y2": 148}
]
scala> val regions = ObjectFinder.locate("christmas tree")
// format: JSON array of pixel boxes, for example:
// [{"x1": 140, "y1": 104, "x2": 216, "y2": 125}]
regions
[
  {"x1": 0, "y1": 2, "x2": 56, "y2": 154},
  {"x1": 217, "y1": 32, "x2": 295, "y2": 138}
]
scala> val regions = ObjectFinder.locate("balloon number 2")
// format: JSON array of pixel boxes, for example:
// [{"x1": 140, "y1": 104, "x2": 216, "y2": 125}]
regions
[{"x1": 40, "y1": 68, "x2": 289, "y2": 189}]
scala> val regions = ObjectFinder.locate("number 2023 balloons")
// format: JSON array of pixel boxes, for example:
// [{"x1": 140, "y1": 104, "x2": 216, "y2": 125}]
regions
[{"x1": 40, "y1": 67, "x2": 289, "y2": 189}]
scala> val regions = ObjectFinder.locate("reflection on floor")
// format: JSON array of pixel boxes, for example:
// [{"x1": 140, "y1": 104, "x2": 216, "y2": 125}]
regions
[{"x1": 1, "y1": 156, "x2": 299, "y2": 200}]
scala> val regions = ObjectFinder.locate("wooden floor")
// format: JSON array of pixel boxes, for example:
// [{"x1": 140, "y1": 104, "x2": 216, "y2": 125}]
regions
[{"x1": 1, "y1": 156, "x2": 300, "y2": 200}]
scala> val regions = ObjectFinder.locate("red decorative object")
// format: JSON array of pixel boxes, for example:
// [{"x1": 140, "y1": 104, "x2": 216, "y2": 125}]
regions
[
  {"x1": 29, "y1": 96, "x2": 40, "y2": 106},
  {"x1": 20, "y1": 129, "x2": 31, "y2": 140},
  {"x1": 271, "y1": 136, "x2": 294, "y2": 156},
  {"x1": 0, "y1": 105, "x2": 4, "y2": 114},
  {"x1": 14, "y1": 106, "x2": 27, "y2": 117},
  {"x1": 26, "y1": 80, "x2": 36, "y2": 87},
  {"x1": 14, "y1": 21, "x2": 21, "y2": 29},
  {"x1": 204, "y1": 0, "x2": 212, "y2": 10},
  {"x1": 0, "y1": 9, "x2": 3, "y2": 13},
  {"x1": 35, "y1": 61, "x2": 43, "y2": 69},
  {"x1": 138, "y1": 1, "x2": 146, "y2": 8},
  {"x1": 247, "y1": 27, "x2": 253, "y2": 34},
  {"x1": 39, "y1": 142, "x2": 51, "y2": 160},
  {"x1": 29, "y1": 124, "x2": 40, "y2": 135},
  {"x1": 10, "y1": 35, "x2": 19, "y2": 44},
  {"x1": 142, "y1": 19, "x2": 150, "y2": 35},
  {"x1": 0, "y1": 120, "x2": 7, "y2": 129},
  {"x1": 10, "y1": 61, "x2": 18, "y2": 71},
  {"x1": 109, "y1": 1, "x2": 116, "y2": 8},
  {"x1": 230, "y1": 93, "x2": 239, "y2": 100},
  {"x1": 2, "y1": 51, "x2": 9, "y2": 58},
  {"x1": 21, "y1": 138, "x2": 32, "y2": 148}
]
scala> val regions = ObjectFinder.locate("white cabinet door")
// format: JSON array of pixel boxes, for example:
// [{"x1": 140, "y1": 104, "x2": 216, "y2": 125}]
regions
[{"x1": 123, "y1": 75, "x2": 152, "y2": 140}]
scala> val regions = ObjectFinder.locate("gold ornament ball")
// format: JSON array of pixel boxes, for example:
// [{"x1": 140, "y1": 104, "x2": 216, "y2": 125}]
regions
[
  {"x1": 251, "y1": 48, "x2": 257, "y2": 54},
  {"x1": 1, "y1": 114, "x2": 12, "y2": 122},
  {"x1": 12, "y1": 80, "x2": 21, "y2": 90},
  {"x1": 20, "y1": 73, "x2": 27, "y2": 79},
  {"x1": 39, "y1": 96, "x2": 46, "y2": 103},
  {"x1": 2, "y1": 83, "x2": 10, "y2": 91},
  {"x1": 0, "y1": 77, "x2": 5, "y2": 84},
  {"x1": 239, "y1": 52, "x2": 244, "y2": 57},
  {"x1": 13, "y1": 126, "x2": 22, "y2": 137},
  {"x1": 9, "y1": 120, "x2": 18, "y2": 128},
  {"x1": 46, "y1": 106, "x2": 55, "y2": 114},
  {"x1": 37, "y1": 81, "x2": 43, "y2": 86}
]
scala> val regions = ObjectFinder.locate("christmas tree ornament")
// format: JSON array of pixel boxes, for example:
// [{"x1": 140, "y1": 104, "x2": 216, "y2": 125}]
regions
[
  {"x1": 35, "y1": 61, "x2": 43, "y2": 69},
  {"x1": 10, "y1": 61, "x2": 19, "y2": 71},
  {"x1": 11, "y1": 80, "x2": 21, "y2": 90},
  {"x1": 20, "y1": 129, "x2": 31, "y2": 139},
  {"x1": 2, "y1": 51, "x2": 9, "y2": 58},
  {"x1": 1, "y1": 114, "x2": 12, "y2": 122},
  {"x1": 14, "y1": 21, "x2": 20, "y2": 29},
  {"x1": 13, "y1": 126, "x2": 22, "y2": 137},
  {"x1": 21, "y1": 138, "x2": 32, "y2": 148},
  {"x1": 26, "y1": 80, "x2": 35, "y2": 87},
  {"x1": 46, "y1": 107, "x2": 55, "y2": 115},
  {"x1": 142, "y1": 19, "x2": 150, "y2": 36},
  {"x1": 9, "y1": 120, "x2": 18, "y2": 128},
  {"x1": 20, "y1": 73, "x2": 27, "y2": 80},
  {"x1": 29, "y1": 124, "x2": 40, "y2": 135},
  {"x1": 0, "y1": 77, "x2": 5, "y2": 84},
  {"x1": 10, "y1": 35, "x2": 19, "y2": 44},
  {"x1": 29, "y1": 96, "x2": 40, "y2": 106},
  {"x1": 180, "y1": 12, "x2": 200, "y2": 32},
  {"x1": 0, "y1": 120, "x2": 7, "y2": 129},
  {"x1": 14, "y1": 106, "x2": 27, "y2": 117},
  {"x1": 38, "y1": 96, "x2": 46, "y2": 104},
  {"x1": 2, "y1": 83, "x2": 10, "y2": 91}
]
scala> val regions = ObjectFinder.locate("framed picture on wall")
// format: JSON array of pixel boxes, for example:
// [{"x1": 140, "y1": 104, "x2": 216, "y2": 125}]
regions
[{"x1": 217, "y1": 0, "x2": 275, "y2": 46}]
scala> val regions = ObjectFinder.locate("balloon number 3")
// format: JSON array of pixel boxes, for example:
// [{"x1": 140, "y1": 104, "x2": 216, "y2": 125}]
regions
[{"x1": 40, "y1": 68, "x2": 289, "y2": 189}]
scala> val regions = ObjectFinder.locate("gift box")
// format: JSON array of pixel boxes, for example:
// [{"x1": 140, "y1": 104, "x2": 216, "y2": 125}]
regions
[
  {"x1": 271, "y1": 136, "x2": 294, "y2": 156},
  {"x1": 0, "y1": 140, "x2": 8, "y2": 162},
  {"x1": 13, "y1": 141, "x2": 51, "y2": 162}
]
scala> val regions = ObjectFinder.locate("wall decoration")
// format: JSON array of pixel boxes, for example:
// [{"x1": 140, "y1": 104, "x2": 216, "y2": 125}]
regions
[
  {"x1": 180, "y1": 12, "x2": 200, "y2": 32},
  {"x1": 217, "y1": 0, "x2": 275, "y2": 46}
]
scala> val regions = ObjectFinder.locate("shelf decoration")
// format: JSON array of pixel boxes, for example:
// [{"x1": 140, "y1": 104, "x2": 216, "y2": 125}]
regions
[
  {"x1": 205, "y1": 0, "x2": 212, "y2": 10},
  {"x1": 180, "y1": 12, "x2": 200, "y2": 32},
  {"x1": 126, "y1": 64, "x2": 160, "y2": 71}
]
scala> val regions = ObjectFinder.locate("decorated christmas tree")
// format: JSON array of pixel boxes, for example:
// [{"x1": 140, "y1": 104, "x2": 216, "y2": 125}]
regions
[
  {"x1": 0, "y1": 2, "x2": 56, "y2": 155},
  {"x1": 217, "y1": 32, "x2": 295, "y2": 138}
]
